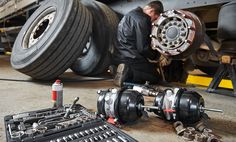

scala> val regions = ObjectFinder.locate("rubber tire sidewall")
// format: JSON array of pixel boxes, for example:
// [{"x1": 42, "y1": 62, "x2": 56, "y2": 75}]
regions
[
  {"x1": 71, "y1": 0, "x2": 109, "y2": 75},
  {"x1": 11, "y1": 0, "x2": 72, "y2": 70}
]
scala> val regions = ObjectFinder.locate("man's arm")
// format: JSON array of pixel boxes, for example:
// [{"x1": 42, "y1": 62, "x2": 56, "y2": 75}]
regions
[{"x1": 135, "y1": 18, "x2": 160, "y2": 60}]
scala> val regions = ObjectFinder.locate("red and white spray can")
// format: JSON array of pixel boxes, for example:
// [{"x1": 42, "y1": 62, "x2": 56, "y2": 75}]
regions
[{"x1": 51, "y1": 79, "x2": 63, "y2": 108}]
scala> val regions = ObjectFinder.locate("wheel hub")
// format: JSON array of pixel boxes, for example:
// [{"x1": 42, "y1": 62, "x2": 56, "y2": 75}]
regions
[
  {"x1": 151, "y1": 10, "x2": 203, "y2": 59},
  {"x1": 24, "y1": 12, "x2": 56, "y2": 48},
  {"x1": 166, "y1": 26, "x2": 179, "y2": 40}
]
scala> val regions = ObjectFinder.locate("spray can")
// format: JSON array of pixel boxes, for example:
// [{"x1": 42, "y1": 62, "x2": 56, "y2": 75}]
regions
[{"x1": 51, "y1": 79, "x2": 63, "y2": 108}]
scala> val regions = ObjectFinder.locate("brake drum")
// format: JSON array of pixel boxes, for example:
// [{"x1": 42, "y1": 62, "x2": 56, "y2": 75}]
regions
[{"x1": 151, "y1": 10, "x2": 204, "y2": 59}]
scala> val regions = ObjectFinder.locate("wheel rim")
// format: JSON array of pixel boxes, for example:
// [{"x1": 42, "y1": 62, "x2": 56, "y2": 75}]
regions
[
  {"x1": 159, "y1": 16, "x2": 188, "y2": 49},
  {"x1": 151, "y1": 10, "x2": 203, "y2": 58},
  {"x1": 80, "y1": 36, "x2": 92, "y2": 57},
  {"x1": 22, "y1": 7, "x2": 56, "y2": 49}
]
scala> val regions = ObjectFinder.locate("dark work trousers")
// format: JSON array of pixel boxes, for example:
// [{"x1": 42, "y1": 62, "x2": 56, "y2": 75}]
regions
[{"x1": 126, "y1": 61, "x2": 160, "y2": 84}]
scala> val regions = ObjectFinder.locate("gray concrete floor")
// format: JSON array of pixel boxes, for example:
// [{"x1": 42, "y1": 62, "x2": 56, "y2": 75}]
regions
[{"x1": 0, "y1": 55, "x2": 236, "y2": 142}]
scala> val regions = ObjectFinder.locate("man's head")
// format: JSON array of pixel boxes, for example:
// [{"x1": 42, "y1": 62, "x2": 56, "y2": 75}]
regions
[{"x1": 143, "y1": 1, "x2": 164, "y2": 22}]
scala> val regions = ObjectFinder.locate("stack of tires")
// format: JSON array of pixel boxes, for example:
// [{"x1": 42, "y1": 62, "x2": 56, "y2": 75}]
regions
[{"x1": 10, "y1": 0, "x2": 119, "y2": 80}]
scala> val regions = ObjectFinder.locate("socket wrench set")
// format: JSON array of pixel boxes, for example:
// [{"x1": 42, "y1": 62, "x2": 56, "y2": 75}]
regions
[{"x1": 4, "y1": 101, "x2": 137, "y2": 142}]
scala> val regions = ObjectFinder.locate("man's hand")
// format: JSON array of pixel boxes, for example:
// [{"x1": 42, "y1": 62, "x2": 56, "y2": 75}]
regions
[
  {"x1": 147, "y1": 54, "x2": 171, "y2": 66},
  {"x1": 159, "y1": 55, "x2": 171, "y2": 67}
]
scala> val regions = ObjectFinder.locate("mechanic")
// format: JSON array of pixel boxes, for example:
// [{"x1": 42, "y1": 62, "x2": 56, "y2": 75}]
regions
[{"x1": 113, "y1": 1, "x2": 164, "y2": 87}]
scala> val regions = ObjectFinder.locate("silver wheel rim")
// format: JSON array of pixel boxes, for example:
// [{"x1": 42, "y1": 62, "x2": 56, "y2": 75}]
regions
[{"x1": 22, "y1": 8, "x2": 56, "y2": 49}]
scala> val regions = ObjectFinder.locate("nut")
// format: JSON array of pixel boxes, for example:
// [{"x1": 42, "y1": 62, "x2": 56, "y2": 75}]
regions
[
  {"x1": 194, "y1": 133, "x2": 207, "y2": 142},
  {"x1": 173, "y1": 121, "x2": 183, "y2": 128},
  {"x1": 175, "y1": 125, "x2": 186, "y2": 136},
  {"x1": 202, "y1": 133, "x2": 220, "y2": 142},
  {"x1": 203, "y1": 128, "x2": 213, "y2": 134},
  {"x1": 207, "y1": 134, "x2": 220, "y2": 142},
  {"x1": 182, "y1": 130, "x2": 194, "y2": 141},
  {"x1": 202, "y1": 128, "x2": 213, "y2": 139},
  {"x1": 195, "y1": 121, "x2": 207, "y2": 132},
  {"x1": 173, "y1": 121, "x2": 186, "y2": 136},
  {"x1": 187, "y1": 127, "x2": 196, "y2": 134}
]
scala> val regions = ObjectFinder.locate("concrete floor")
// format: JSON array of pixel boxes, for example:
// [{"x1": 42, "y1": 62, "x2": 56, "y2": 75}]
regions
[{"x1": 0, "y1": 55, "x2": 236, "y2": 142}]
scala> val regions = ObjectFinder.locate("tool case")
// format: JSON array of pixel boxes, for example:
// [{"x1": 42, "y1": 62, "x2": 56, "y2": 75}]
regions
[{"x1": 4, "y1": 104, "x2": 138, "y2": 142}]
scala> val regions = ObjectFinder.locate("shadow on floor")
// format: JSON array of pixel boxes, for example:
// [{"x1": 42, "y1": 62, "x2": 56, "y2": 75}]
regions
[
  {"x1": 123, "y1": 116, "x2": 173, "y2": 133},
  {"x1": 209, "y1": 118, "x2": 236, "y2": 136}
]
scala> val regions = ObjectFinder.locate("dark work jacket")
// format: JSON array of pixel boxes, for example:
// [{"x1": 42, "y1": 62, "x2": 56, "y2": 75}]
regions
[{"x1": 114, "y1": 7, "x2": 160, "y2": 64}]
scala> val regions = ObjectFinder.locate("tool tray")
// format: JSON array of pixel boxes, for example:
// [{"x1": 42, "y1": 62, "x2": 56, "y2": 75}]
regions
[{"x1": 4, "y1": 104, "x2": 137, "y2": 142}]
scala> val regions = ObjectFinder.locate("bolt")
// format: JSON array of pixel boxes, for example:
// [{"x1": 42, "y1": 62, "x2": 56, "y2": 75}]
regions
[
  {"x1": 160, "y1": 13, "x2": 168, "y2": 18},
  {"x1": 152, "y1": 23, "x2": 158, "y2": 27},
  {"x1": 182, "y1": 130, "x2": 194, "y2": 141},
  {"x1": 207, "y1": 134, "x2": 220, "y2": 142},
  {"x1": 175, "y1": 125, "x2": 186, "y2": 136},
  {"x1": 168, "y1": 23, "x2": 173, "y2": 26},
  {"x1": 187, "y1": 127, "x2": 196, "y2": 134},
  {"x1": 203, "y1": 128, "x2": 213, "y2": 134},
  {"x1": 175, "y1": 49, "x2": 182, "y2": 53},
  {"x1": 195, "y1": 121, "x2": 207, "y2": 132},
  {"x1": 181, "y1": 32, "x2": 186, "y2": 36},
  {"x1": 150, "y1": 35, "x2": 157, "y2": 39},
  {"x1": 173, "y1": 10, "x2": 181, "y2": 15},
  {"x1": 194, "y1": 134, "x2": 206, "y2": 142},
  {"x1": 173, "y1": 121, "x2": 186, "y2": 136}
]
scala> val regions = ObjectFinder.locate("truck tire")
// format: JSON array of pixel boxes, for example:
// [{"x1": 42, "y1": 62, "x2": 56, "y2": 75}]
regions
[
  {"x1": 191, "y1": 34, "x2": 219, "y2": 67},
  {"x1": 90, "y1": 1, "x2": 119, "y2": 75},
  {"x1": 71, "y1": 0, "x2": 119, "y2": 76},
  {"x1": 10, "y1": 0, "x2": 92, "y2": 80},
  {"x1": 191, "y1": 34, "x2": 219, "y2": 76}
]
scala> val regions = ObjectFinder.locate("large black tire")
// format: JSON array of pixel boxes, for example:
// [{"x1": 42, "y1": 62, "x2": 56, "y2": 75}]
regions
[
  {"x1": 91, "y1": 1, "x2": 119, "y2": 75},
  {"x1": 71, "y1": 0, "x2": 119, "y2": 76},
  {"x1": 191, "y1": 35, "x2": 219, "y2": 76},
  {"x1": 191, "y1": 35, "x2": 219, "y2": 67},
  {"x1": 10, "y1": 0, "x2": 92, "y2": 80}
]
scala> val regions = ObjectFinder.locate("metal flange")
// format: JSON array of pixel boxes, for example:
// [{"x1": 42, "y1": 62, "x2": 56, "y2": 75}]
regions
[{"x1": 151, "y1": 10, "x2": 204, "y2": 59}]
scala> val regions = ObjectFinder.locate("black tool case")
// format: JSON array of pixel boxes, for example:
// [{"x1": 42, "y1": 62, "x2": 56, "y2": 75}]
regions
[{"x1": 4, "y1": 104, "x2": 138, "y2": 142}]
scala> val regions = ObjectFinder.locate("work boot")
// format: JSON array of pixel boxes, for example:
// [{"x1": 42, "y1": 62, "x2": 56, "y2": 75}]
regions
[{"x1": 113, "y1": 63, "x2": 129, "y2": 87}]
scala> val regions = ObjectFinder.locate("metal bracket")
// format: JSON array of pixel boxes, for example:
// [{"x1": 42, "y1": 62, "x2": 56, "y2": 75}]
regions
[{"x1": 206, "y1": 64, "x2": 236, "y2": 97}]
